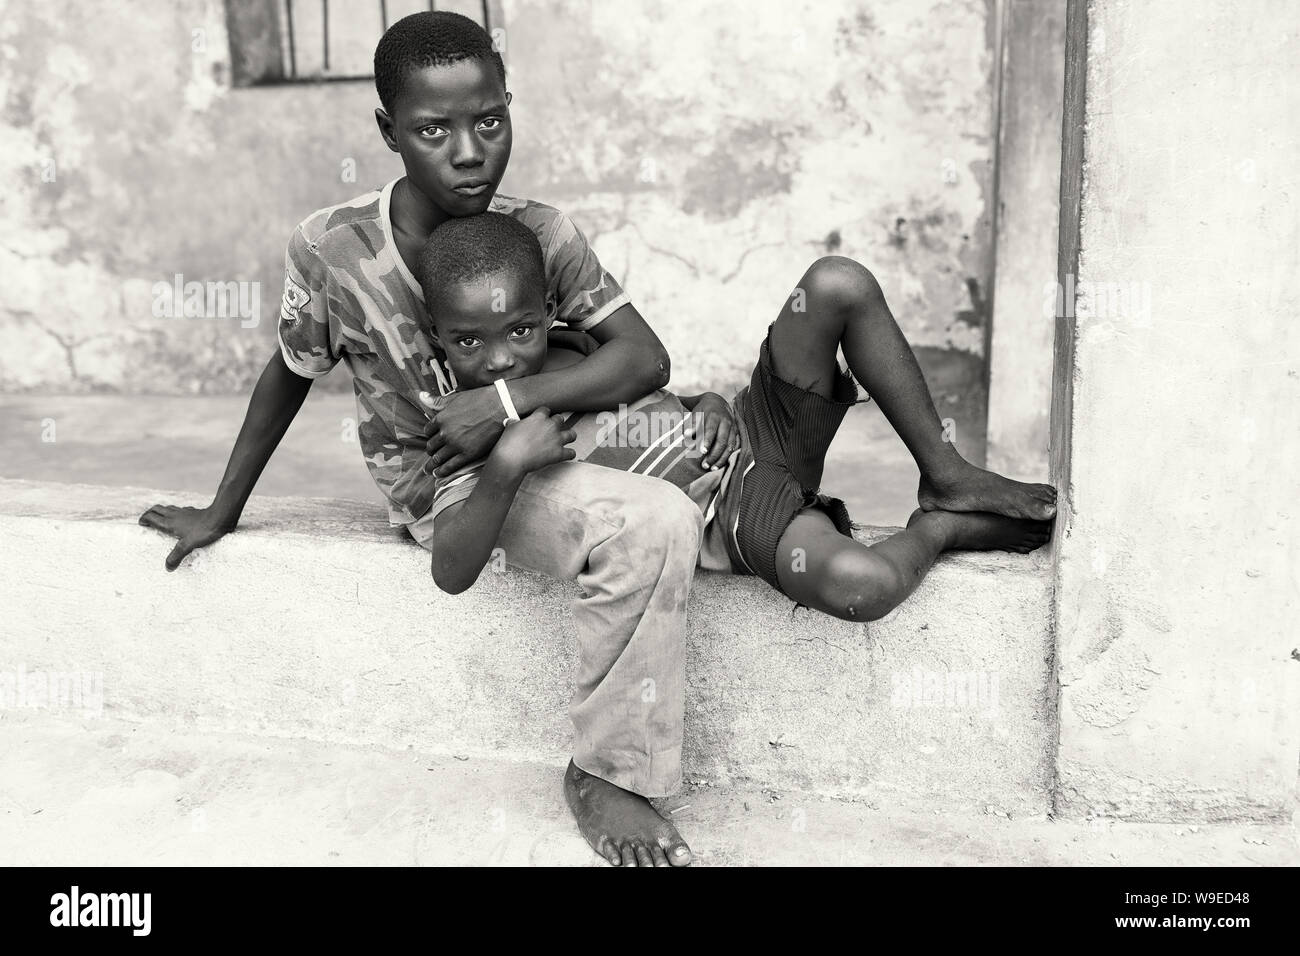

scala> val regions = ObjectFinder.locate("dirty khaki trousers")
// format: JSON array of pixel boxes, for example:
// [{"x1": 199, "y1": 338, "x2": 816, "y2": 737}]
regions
[{"x1": 409, "y1": 460, "x2": 704, "y2": 797}]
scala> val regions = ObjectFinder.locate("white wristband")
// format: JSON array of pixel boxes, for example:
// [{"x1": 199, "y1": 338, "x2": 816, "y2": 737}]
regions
[{"x1": 494, "y1": 378, "x2": 521, "y2": 425}]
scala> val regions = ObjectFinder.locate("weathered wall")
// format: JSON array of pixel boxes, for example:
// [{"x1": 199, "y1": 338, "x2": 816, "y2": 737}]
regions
[
  {"x1": 1051, "y1": 0, "x2": 1300, "y2": 821},
  {"x1": 0, "y1": 0, "x2": 394, "y2": 393},
  {"x1": 500, "y1": 0, "x2": 998, "y2": 394},
  {"x1": 0, "y1": 0, "x2": 998, "y2": 394}
]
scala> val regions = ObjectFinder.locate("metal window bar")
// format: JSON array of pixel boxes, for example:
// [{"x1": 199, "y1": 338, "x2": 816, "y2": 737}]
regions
[{"x1": 276, "y1": 0, "x2": 493, "y2": 82}]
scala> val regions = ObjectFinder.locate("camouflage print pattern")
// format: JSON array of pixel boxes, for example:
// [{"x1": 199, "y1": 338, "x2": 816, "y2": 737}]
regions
[{"x1": 277, "y1": 178, "x2": 630, "y2": 525}]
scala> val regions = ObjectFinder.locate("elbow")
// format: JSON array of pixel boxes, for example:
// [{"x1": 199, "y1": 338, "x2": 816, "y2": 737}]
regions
[
  {"x1": 642, "y1": 343, "x2": 671, "y2": 393},
  {"x1": 431, "y1": 557, "x2": 472, "y2": 595},
  {"x1": 433, "y1": 572, "x2": 471, "y2": 596}
]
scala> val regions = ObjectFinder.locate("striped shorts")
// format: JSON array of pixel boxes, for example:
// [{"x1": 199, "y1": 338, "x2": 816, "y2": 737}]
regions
[{"x1": 725, "y1": 326, "x2": 863, "y2": 591}]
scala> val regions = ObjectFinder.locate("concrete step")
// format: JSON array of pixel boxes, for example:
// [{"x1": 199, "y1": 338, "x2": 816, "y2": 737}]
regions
[
  {"x1": 0, "y1": 367, "x2": 984, "y2": 529},
  {"x1": 1, "y1": 478, "x2": 1056, "y2": 814},
  {"x1": 2, "y1": 712, "x2": 1294, "y2": 866}
]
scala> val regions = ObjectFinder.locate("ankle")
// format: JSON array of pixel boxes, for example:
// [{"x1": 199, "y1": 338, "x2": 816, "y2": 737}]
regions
[
  {"x1": 909, "y1": 509, "x2": 959, "y2": 548},
  {"x1": 921, "y1": 453, "x2": 971, "y2": 488}
]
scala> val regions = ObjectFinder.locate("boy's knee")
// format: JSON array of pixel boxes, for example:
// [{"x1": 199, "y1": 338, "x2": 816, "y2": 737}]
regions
[
  {"x1": 801, "y1": 256, "x2": 883, "y2": 314},
  {"x1": 816, "y1": 548, "x2": 903, "y2": 622}
]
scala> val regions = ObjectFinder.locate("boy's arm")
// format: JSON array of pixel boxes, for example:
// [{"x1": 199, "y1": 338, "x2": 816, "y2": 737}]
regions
[
  {"x1": 428, "y1": 460, "x2": 524, "y2": 594},
  {"x1": 511, "y1": 303, "x2": 670, "y2": 412},
  {"x1": 429, "y1": 407, "x2": 576, "y2": 594},
  {"x1": 423, "y1": 303, "x2": 672, "y2": 476},
  {"x1": 138, "y1": 349, "x2": 312, "y2": 570}
]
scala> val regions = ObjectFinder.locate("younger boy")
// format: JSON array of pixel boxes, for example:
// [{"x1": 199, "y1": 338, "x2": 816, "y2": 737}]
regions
[{"x1": 414, "y1": 212, "x2": 1055, "y2": 865}]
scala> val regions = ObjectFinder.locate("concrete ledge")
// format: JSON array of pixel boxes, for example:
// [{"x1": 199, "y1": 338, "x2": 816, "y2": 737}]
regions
[{"x1": 0, "y1": 478, "x2": 1056, "y2": 813}]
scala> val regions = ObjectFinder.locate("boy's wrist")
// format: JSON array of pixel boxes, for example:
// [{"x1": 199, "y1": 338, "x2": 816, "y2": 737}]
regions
[
  {"x1": 503, "y1": 375, "x2": 544, "y2": 417},
  {"x1": 207, "y1": 496, "x2": 243, "y2": 529},
  {"x1": 483, "y1": 445, "x2": 531, "y2": 484},
  {"x1": 493, "y1": 378, "x2": 522, "y2": 423}
]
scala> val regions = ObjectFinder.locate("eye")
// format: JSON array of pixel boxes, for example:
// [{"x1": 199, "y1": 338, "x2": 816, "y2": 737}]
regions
[
  {"x1": 455, "y1": 336, "x2": 481, "y2": 349},
  {"x1": 419, "y1": 125, "x2": 448, "y2": 138},
  {"x1": 509, "y1": 325, "x2": 534, "y2": 339},
  {"x1": 478, "y1": 117, "x2": 503, "y2": 131}
]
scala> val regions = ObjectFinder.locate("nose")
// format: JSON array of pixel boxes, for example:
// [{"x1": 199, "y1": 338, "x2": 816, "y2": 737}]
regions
[
  {"x1": 485, "y1": 346, "x2": 515, "y2": 373},
  {"x1": 450, "y1": 129, "x2": 484, "y2": 168}
]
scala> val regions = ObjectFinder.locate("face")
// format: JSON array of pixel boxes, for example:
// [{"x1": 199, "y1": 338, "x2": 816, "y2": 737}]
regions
[
  {"x1": 378, "y1": 58, "x2": 512, "y2": 217},
  {"x1": 430, "y1": 269, "x2": 549, "y2": 389}
]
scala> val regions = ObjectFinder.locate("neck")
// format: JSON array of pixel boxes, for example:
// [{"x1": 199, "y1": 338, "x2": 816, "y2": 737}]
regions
[{"x1": 391, "y1": 177, "x2": 450, "y2": 239}]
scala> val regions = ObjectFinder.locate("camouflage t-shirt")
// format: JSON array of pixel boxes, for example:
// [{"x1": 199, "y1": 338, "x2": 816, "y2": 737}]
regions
[{"x1": 277, "y1": 179, "x2": 630, "y2": 524}]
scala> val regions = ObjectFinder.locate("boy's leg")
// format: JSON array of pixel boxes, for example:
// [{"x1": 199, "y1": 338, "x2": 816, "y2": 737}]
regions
[
  {"x1": 775, "y1": 507, "x2": 1051, "y2": 621},
  {"x1": 770, "y1": 256, "x2": 1057, "y2": 521},
  {"x1": 415, "y1": 461, "x2": 700, "y2": 867}
]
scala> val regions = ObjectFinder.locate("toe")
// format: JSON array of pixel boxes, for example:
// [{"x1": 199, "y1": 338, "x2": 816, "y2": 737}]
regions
[
  {"x1": 620, "y1": 843, "x2": 638, "y2": 867},
  {"x1": 651, "y1": 845, "x2": 671, "y2": 867},
  {"x1": 666, "y1": 841, "x2": 693, "y2": 867},
  {"x1": 634, "y1": 842, "x2": 654, "y2": 868},
  {"x1": 597, "y1": 837, "x2": 622, "y2": 866}
]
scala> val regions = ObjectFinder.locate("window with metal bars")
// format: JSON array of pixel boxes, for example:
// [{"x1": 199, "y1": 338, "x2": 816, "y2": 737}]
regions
[{"x1": 225, "y1": 0, "x2": 496, "y2": 87}]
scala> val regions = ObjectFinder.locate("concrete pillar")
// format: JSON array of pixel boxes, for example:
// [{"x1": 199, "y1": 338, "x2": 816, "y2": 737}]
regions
[
  {"x1": 986, "y1": 0, "x2": 1067, "y2": 482},
  {"x1": 1050, "y1": 0, "x2": 1300, "y2": 821}
]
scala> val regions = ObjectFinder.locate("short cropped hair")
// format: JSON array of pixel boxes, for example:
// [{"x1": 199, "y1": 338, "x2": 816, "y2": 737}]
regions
[
  {"x1": 373, "y1": 11, "x2": 506, "y2": 112},
  {"x1": 417, "y1": 212, "x2": 546, "y2": 314}
]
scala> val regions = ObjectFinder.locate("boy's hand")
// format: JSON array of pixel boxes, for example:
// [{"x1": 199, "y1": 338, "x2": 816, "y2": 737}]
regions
[
  {"x1": 138, "y1": 504, "x2": 237, "y2": 571},
  {"x1": 687, "y1": 392, "x2": 740, "y2": 470},
  {"x1": 420, "y1": 386, "x2": 506, "y2": 477},
  {"x1": 490, "y1": 407, "x2": 577, "y2": 476}
]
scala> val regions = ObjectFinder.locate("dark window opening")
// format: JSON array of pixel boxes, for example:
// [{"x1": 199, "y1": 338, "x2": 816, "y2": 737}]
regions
[{"x1": 226, "y1": 0, "x2": 495, "y2": 87}]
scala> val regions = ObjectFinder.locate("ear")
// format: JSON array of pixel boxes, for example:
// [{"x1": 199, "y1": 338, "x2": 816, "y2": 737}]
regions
[
  {"x1": 375, "y1": 107, "x2": 400, "y2": 153},
  {"x1": 544, "y1": 294, "x2": 558, "y2": 324},
  {"x1": 505, "y1": 91, "x2": 512, "y2": 107}
]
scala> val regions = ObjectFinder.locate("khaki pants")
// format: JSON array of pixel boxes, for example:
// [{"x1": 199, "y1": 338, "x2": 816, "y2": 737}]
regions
[{"x1": 408, "y1": 461, "x2": 705, "y2": 797}]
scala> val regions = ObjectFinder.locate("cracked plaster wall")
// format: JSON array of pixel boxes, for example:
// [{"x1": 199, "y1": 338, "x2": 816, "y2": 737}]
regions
[{"x1": 1, "y1": 0, "x2": 997, "y2": 394}]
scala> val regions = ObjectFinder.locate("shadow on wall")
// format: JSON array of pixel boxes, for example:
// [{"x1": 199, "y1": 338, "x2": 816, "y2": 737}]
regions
[{"x1": 1, "y1": 0, "x2": 997, "y2": 402}]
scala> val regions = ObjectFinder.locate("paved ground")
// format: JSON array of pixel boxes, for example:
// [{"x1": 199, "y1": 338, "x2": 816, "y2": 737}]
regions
[
  {"x1": 2, "y1": 713, "x2": 1294, "y2": 867},
  {"x1": 0, "y1": 349, "x2": 986, "y2": 528}
]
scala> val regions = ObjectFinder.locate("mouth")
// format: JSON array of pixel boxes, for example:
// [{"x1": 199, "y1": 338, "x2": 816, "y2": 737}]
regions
[
  {"x1": 494, "y1": 362, "x2": 542, "y2": 383},
  {"x1": 451, "y1": 181, "x2": 493, "y2": 197}
]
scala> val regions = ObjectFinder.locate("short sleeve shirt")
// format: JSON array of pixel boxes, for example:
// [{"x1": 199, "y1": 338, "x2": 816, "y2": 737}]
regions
[{"x1": 277, "y1": 179, "x2": 630, "y2": 524}]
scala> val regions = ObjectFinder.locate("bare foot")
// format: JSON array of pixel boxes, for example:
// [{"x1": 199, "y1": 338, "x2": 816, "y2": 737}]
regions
[
  {"x1": 563, "y1": 760, "x2": 693, "y2": 867},
  {"x1": 918, "y1": 462, "x2": 1057, "y2": 521},
  {"x1": 909, "y1": 507, "x2": 1052, "y2": 554}
]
